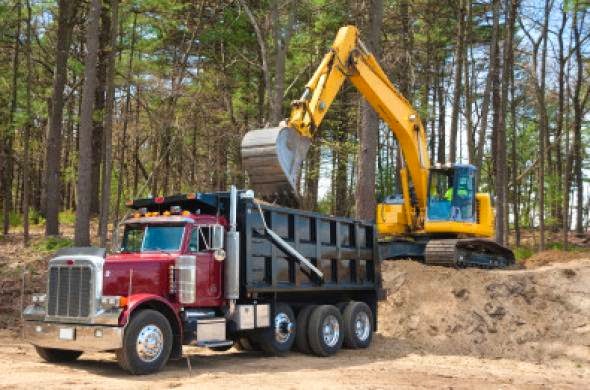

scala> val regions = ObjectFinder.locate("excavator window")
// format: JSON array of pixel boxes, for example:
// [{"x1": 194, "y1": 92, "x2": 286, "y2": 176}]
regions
[{"x1": 427, "y1": 166, "x2": 476, "y2": 223}]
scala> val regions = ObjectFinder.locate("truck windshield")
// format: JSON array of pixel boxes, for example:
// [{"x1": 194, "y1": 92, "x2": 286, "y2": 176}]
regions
[{"x1": 121, "y1": 225, "x2": 185, "y2": 252}]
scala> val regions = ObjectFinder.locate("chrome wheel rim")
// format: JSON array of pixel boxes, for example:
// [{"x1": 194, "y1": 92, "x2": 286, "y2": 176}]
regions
[
  {"x1": 136, "y1": 324, "x2": 164, "y2": 363},
  {"x1": 354, "y1": 311, "x2": 371, "y2": 342},
  {"x1": 322, "y1": 314, "x2": 340, "y2": 347},
  {"x1": 274, "y1": 312, "x2": 293, "y2": 344}
]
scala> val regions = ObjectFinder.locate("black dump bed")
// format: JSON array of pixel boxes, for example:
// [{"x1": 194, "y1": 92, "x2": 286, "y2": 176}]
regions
[
  {"x1": 239, "y1": 199, "x2": 380, "y2": 294},
  {"x1": 128, "y1": 190, "x2": 381, "y2": 297}
]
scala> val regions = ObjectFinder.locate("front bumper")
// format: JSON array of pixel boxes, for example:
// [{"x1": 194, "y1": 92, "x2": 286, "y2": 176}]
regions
[{"x1": 24, "y1": 321, "x2": 123, "y2": 352}]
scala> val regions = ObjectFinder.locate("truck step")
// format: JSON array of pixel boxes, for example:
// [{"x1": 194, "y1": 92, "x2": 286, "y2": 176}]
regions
[{"x1": 194, "y1": 340, "x2": 234, "y2": 348}]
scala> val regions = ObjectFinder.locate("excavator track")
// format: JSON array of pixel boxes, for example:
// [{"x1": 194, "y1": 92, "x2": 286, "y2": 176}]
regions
[{"x1": 424, "y1": 238, "x2": 515, "y2": 268}]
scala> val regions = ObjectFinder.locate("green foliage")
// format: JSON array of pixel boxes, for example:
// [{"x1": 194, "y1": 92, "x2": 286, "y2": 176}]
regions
[
  {"x1": 0, "y1": 211, "x2": 22, "y2": 228},
  {"x1": 32, "y1": 236, "x2": 74, "y2": 253},
  {"x1": 514, "y1": 246, "x2": 534, "y2": 261},
  {"x1": 58, "y1": 210, "x2": 77, "y2": 225}
]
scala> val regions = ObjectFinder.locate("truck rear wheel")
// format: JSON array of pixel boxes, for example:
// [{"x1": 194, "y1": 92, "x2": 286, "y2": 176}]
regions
[
  {"x1": 116, "y1": 309, "x2": 173, "y2": 375},
  {"x1": 254, "y1": 303, "x2": 296, "y2": 356},
  {"x1": 35, "y1": 346, "x2": 82, "y2": 363},
  {"x1": 295, "y1": 305, "x2": 316, "y2": 354},
  {"x1": 307, "y1": 305, "x2": 344, "y2": 357},
  {"x1": 342, "y1": 302, "x2": 373, "y2": 349}
]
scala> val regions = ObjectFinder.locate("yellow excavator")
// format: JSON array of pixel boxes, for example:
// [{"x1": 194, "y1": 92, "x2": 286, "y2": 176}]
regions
[{"x1": 241, "y1": 26, "x2": 514, "y2": 267}]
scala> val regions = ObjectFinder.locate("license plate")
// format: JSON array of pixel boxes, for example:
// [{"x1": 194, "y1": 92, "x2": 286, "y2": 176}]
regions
[{"x1": 58, "y1": 327, "x2": 75, "y2": 341}]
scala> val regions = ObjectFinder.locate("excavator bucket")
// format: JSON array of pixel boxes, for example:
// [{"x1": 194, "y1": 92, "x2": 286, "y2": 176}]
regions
[{"x1": 241, "y1": 127, "x2": 311, "y2": 199}]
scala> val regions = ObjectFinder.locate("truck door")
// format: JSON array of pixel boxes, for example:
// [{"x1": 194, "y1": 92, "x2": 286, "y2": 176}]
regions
[{"x1": 188, "y1": 225, "x2": 223, "y2": 306}]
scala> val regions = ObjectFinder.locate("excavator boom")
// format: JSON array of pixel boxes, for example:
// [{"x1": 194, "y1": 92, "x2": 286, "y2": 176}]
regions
[{"x1": 242, "y1": 26, "x2": 429, "y2": 219}]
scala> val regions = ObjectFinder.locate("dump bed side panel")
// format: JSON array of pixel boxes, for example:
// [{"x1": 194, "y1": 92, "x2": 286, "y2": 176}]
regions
[{"x1": 239, "y1": 200, "x2": 379, "y2": 294}]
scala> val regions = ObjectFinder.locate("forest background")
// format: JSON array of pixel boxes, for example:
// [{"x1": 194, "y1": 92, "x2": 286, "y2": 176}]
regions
[{"x1": 0, "y1": 0, "x2": 588, "y2": 257}]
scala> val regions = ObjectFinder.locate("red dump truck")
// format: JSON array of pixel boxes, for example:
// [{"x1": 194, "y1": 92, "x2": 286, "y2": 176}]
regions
[{"x1": 23, "y1": 187, "x2": 383, "y2": 374}]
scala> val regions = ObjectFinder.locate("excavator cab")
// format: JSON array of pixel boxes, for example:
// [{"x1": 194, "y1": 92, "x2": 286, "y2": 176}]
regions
[{"x1": 427, "y1": 165, "x2": 476, "y2": 223}]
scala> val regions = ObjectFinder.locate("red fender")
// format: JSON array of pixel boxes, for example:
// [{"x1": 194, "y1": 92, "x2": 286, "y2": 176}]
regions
[{"x1": 119, "y1": 293, "x2": 182, "y2": 331}]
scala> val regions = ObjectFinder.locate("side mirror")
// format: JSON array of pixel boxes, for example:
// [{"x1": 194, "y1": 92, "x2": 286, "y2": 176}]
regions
[{"x1": 211, "y1": 225, "x2": 224, "y2": 250}]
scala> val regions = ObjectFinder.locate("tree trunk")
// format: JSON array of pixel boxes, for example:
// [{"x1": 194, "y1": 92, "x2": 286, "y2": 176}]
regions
[
  {"x1": 449, "y1": 0, "x2": 465, "y2": 163},
  {"x1": 270, "y1": 0, "x2": 295, "y2": 124},
  {"x1": 491, "y1": 0, "x2": 504, "y2": 244},
  {"x1": 114, "y1": 11, "x2": 137, "y2": 229},
  {"x1": 572, "y1": 6, "x2": 586, "y2": 234},
  {"x1": 437, "y1": 68, "x2": 446, "y2": 164},
  {"x1": 240, "y1": 0, "x2": 270, "y2": 124},
  {"x1": 495, "y1": 0, "x2": 517, "y2": 246},
  {"x1": 99, "y1": 0, "x2": 118, "y2": 247},
  {"x1": 355, "y1": 0, "x2": 383, "y2": 221},
  {"x1": 75, "y1": 0, "x2": 101, "y2": 246},
  {"x1": 91, "y1": 4, "x2": 111, "y2": 216},
  {"x1": 44, "y1": 0, "x2": 77, "y2": 236},
  {"x1": 537, "y1": 0, "x2": 551, "y2": 249},
  {"x1": 3, "y1": 0, "x2": 21, "y2": 236},
  {"x1": 23, "y1": 0, "x2": 33, "y2": 245}
]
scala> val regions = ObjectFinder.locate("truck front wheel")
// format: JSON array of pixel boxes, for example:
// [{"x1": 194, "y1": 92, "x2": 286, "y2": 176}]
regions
[
  {"x1": 35, "y1": 346, "x2": 82, "y2": 363},
  {"x1": 307, "y1": 305, "x2": 344, "y2": 357},
  {"x1": 116, "y1": 309, "x2": 173, "y2": 375},
  {"x1": 254, "y1": 303, "x2": 296, "y2": 355}
]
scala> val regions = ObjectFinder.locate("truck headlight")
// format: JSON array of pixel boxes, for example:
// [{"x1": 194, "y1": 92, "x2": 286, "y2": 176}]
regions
[
  {"x1": 32, "y1": 293, "x2": 46, "y2": 305},
  {"x1": 100, "y1": 295, "x2": 127, "y2": 309}
]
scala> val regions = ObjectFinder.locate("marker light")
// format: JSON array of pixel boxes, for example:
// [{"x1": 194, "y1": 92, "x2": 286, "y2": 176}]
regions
[
  {"x1": 163, "y1": 211, "x2": 171, "y2": 216},
  {"x1": 182, "y1": 211, "x2": 191, "y2": 216},
  {"x1": 133, "y1": 213, "x2": 141, "y2": 218}
]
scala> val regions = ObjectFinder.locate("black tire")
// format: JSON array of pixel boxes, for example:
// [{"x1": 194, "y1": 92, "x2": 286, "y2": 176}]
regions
[
  {"x1": 295, "y1": 305, "x2": 316, "y2": 354},
  {"x1": 35, "y1": 346, "x2": 82, "y2": 363},
  {"x1": 254, "y1": 303, "x2": 296, "y2": 356},
  {"x1": 116, "y1": 309, "x2": 173, "y2": 375},
  {"x1": 342, "y1": 301, "x2": 373, "y2": 349},
  {"x1": 307, "y1": 305, "x2": 344, "y2": 357}
]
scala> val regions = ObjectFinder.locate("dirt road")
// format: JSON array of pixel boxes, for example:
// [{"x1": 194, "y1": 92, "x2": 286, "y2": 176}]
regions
[
  {"x1": 1, "y1": 255, "x2": 589, "y2": 389},
  {"x1": 0, "y1": 330, "x2": 587, "y2": 389}
]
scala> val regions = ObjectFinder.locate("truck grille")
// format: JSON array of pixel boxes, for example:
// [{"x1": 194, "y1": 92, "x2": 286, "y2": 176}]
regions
[{"x1": 47, "y1": 265, "x2": 92, "y2": 318}]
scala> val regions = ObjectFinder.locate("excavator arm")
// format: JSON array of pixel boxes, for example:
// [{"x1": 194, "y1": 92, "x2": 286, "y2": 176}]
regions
[{"x1": 242, "y1": 26, "x2": 429, "y2": 227}]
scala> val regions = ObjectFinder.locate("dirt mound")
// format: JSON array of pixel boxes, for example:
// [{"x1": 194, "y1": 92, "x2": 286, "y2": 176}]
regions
[
  {"x1": 378, "y1": 259, "x2": 590, "y2": 364},
  {"x1": 524, "y1": 249, "x2": 587, "y2": 268}
]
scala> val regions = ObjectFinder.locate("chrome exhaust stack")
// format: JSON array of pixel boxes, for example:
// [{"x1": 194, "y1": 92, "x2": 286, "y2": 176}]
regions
[
  {"x1": 241, "y1": 127, "x2": 311, "y2": 200},
  {"x1": 225, "y1": 186, "x2": 240, "y2": 302}
]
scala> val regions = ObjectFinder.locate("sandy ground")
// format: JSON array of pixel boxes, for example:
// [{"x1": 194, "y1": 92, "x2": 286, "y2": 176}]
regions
[
  {"x1": 0, "y1": 331, "x2": 588, "y2": 389},
  {"x1": 1, "y1": 238, "x2": 589, "y2": 388}
]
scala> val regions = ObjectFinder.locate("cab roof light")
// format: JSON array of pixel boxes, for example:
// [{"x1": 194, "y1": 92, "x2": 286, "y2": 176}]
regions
[
  {"x1": 154, "y1": 196, "x2": 165, "y2": 204},
  {"x1": 125, "y1": 199, "x2": 134, "y2": 206},
  {"x1": 186, "y1": 193, "x2": 197, "y2": 200}
]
